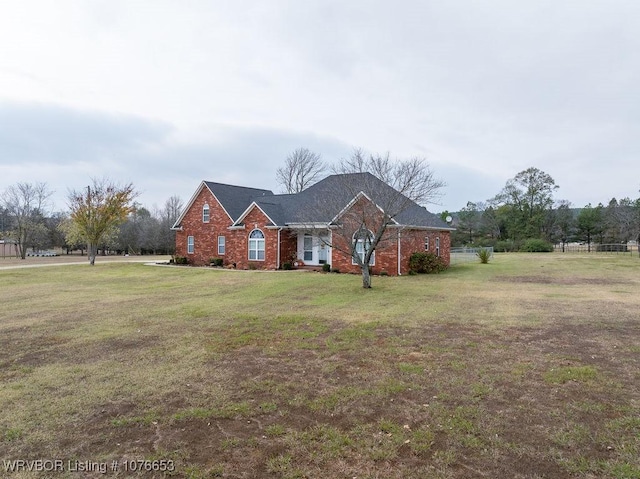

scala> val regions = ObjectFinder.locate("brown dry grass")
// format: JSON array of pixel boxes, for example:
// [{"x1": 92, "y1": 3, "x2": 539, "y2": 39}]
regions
[{"x1": 0, "y1": 253, "x2": 639, "y2": 478}]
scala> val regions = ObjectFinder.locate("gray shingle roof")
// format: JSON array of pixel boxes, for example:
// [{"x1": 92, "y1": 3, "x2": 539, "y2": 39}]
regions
[
  {"x1": 178, "y1": 174, "x2": 449, "y2": 231},
  {"x1": 204, "y1": 181, "x2": 273, "y2": 221},
  {"x1": 252, "y1": 173, "x2": 451, "y2": 230}
]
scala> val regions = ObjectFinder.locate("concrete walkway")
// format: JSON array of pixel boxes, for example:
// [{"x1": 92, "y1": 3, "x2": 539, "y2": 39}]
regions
[{"x1": 0, "y1": 255, "x2": 171, "y2": 270}]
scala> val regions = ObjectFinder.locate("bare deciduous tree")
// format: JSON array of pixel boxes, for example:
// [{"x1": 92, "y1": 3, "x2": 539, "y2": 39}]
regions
[
  {"x1": 299, "y1": 149, "x2": 445, "y2": 288},
  {"x1": 159, "y1": 195, "x2": 183, "y2": 255},
  {"x1": 1, "y1": 182, "x2": 53, "y2": 259},
  {"x1": 276, "y1": 147, "x2": 325, "y2": 194}
]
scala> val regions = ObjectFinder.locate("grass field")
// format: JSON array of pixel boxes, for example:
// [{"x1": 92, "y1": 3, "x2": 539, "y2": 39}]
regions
[{"x1": 1, "y1": 254, "x2": 639, "y2": 478}]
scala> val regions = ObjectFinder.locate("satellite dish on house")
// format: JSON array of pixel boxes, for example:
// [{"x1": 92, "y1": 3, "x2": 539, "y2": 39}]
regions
[{"x1": 445, "y1": 215, "x2": 453, "y2": 223}]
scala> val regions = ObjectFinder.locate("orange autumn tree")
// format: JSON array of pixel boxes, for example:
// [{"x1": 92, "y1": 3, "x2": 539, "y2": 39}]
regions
[{"x1": 68, "y1": 178, "x2": 138, "y2": 265}]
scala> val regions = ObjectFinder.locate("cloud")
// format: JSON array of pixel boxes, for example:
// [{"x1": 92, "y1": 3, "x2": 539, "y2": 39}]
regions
[
  {"x1": 1, "y1": 2, "x2": 639, "y2": 215},
  {"x1": 0, "y1": 102, "x2": 173, "y2": 166},
  {"x1": 0, "y1": 102, "x2": 358, "y2": 212}
]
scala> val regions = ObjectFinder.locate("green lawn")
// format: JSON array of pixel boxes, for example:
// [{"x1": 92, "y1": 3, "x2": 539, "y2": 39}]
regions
[{"x1": 1, "y1": 254, "x2": 639, "y2": 478}]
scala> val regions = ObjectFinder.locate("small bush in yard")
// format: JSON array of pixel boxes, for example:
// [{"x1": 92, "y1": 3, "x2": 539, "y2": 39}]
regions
[
  {"x1": 520, "y1": 238, "x2": 554, "y2": 252},
  {"x1": 409, "y1": 252, "x2": 447, "y2": 274},
  {"x1": 210, "y1": 258, "x2": 224, "y2": 267},
  {"x1": 173, "y1": 256, "x2": 189, "y2": 265},
  {"x1": 282, "y1": 262, "x2": 293, "y2": 270},
  {"x1": 495, "y1": 239, "x2": 518, "y2": 252},
  {"x1": 477, "y1": 248, "x2": 491, "y2": 264},
  {"x1": 322, "y1": 263, "x2": 331, "y2": 272}
]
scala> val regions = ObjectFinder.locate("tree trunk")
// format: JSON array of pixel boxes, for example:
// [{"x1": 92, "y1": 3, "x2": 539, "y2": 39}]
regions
[
  {"x1": 18, "y1": 242, "x2": 26, "y2": 260},
  {"x1": 361, "y1": 264, "x2": 372, "y2": 289},
  {"x1": 88, "y1": 243, "x2": 97, "y2": 265}
]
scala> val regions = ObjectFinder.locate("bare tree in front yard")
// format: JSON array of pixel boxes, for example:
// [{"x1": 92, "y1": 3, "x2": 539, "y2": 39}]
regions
[
  {"x1": 276, "y1": 147, "x2": 325, "y2": 194},
  {"x1": 1, "y1": 182, "x2": 53, "y2": 259},
  {"x1": 304, "y1": 149, "x2": 445, "y2": 289}
]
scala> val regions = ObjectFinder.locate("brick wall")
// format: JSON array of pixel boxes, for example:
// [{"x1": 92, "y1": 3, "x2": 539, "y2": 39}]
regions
[
  {"x1": 176, "y1": 187, "x2": 288, "y2": 269},
  {"x1": 230, "y1": 206, "x2": 279, "y2": 270},
  {"x1": 280, "y1": 231, "x2": 298, "y2": 266},
  {"x1": 329, "y1": 228, "x2": 399, "y2": 275},
  {"x1": 329, "y1": 228, "x2": 451, "y2": 276},
  {"x1": 175, "y1": 186, "x2": 232, "y2": 265},
  {"x1": 399, "y1": 229, "x2": 451, "y2": 273}
]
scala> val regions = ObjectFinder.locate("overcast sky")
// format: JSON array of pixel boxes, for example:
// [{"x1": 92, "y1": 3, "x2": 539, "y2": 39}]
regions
[{"x1": 1, "y1": 1, "x2": 639, "y2": 214}]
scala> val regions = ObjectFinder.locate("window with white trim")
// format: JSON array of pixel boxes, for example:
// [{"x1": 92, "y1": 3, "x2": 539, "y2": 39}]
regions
[
  {"x1": 352, "y1": 229, "x2": 375, "y2": 265},
  {"x1": 202, "y1": 204, "x2": 210, "y2": 223},
  {"x1": 248, "y1": 229, "x2": 265, "y2": 261},
  {"x1": 436, "y1": 236, "x2": 440, "y2": 257},
  {"x1": 425, "y1": 236, "x2": 430, "y2": 251},
  {"x1": 303, "y1": 234, "x2": 313, "y2": 262},
  {"x1": 187, "y1": 235, "x2": 194, "y2": 254},
  {"x1": 218, "y1": 236, "x2": 225, "y2": 255}
]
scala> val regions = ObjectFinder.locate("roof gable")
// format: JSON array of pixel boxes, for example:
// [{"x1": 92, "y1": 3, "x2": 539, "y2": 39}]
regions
[
  {"x1": 233, "y1": 201, "x2": 279, "y2": 227},
  {"x1": 204, "y1": 181, "x2": 273, "y2": 220},
  {"x1": 172, "y1": 181, "x2": 274, "y2": 229}
]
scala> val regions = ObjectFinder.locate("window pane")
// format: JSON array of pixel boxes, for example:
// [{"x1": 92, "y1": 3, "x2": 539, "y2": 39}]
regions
[
  {"x1": 352, "y1": 230, "x2": 374, "y2": 265},
  {"x1": 304, "y1": 235, "x2": 313, "y2": 261},
  {"x1": 248, "y1": 229, "x2": 265, "y2": 261}
]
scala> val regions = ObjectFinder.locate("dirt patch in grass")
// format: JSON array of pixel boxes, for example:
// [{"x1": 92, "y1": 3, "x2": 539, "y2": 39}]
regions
[
  {"x1": 8, "y1": 319, "x2": 629, "y2": 478},
  {"x1": 494, "y1": 274, "x2": 629, "y2": 285}
]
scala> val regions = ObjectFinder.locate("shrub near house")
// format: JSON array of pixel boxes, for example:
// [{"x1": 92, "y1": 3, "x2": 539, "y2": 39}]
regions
[{"x1": 172, "y1": 174, "x2": 454, "y2": 276}]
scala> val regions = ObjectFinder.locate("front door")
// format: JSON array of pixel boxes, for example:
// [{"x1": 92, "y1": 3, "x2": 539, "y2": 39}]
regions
[
  {"x1": 303, "y1": 235, "x2": 313, "y2": 262},
  {"x1": 318, "y1": 240, "x2": 328, "y2": 264},
  {"x1": 298, "y1": 232, "x2": 330, "y2": 265}
]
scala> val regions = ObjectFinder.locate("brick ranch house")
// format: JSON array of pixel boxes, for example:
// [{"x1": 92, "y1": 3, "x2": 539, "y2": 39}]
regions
[{"x1": 172, "y1": 172, "x2": 454, "y2": 275}]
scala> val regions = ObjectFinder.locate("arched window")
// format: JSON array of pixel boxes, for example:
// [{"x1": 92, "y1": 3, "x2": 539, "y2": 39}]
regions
[
  {"x1": 248, "y1": 229, "x2": 265, "y2": 261},
  {"x1": 352, "y1": 229, "x2": 375, "y2": 265},
  {"x1": 202, "y1": 204, "x2": 210, "y2": 223}
]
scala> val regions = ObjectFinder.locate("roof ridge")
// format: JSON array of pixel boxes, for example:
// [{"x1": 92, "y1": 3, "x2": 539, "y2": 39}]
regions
[{"x1": 204, "y1": 180, "x2": 272, "y2": 193}]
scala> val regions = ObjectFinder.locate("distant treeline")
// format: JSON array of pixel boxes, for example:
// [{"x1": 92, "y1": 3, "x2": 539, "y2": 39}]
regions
[
  {"x1": 442, "y1": 167, "x2": 640, "y2": 251},
  {"x1": 0, "y1": 195, "x2": 184, "y2": 257}
]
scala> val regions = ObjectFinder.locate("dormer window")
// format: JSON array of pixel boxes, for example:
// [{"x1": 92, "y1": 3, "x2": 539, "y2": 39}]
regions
[{"x1": 202, "y1": 204, "x2": 210, "y2": 223}]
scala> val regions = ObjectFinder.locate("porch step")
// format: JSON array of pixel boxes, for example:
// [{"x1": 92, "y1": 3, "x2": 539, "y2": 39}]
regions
[{"x1": 296, "y1": 265, "x2": 324, "y2": 272}]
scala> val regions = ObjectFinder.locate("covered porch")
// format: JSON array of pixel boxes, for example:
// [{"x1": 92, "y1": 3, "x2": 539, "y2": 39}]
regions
[{"x1": 281, "y1": 228, "x2": 332, "y2": 268}]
